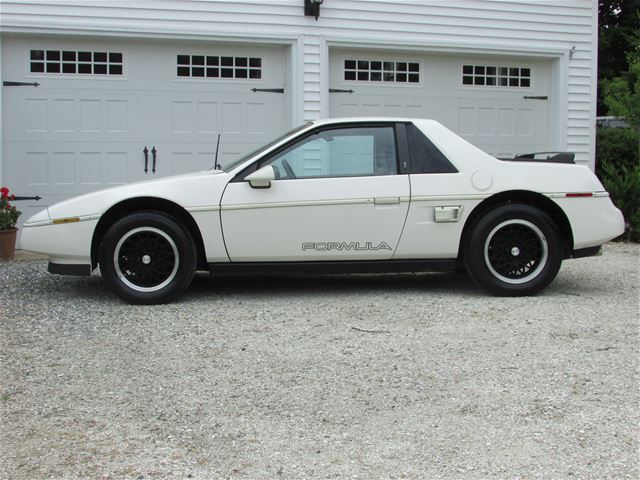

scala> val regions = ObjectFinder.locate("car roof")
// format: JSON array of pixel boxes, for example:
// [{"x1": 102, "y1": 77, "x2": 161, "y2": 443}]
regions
[{"x1": 311, "y1": 117, "x2": 441, "y2": 127}]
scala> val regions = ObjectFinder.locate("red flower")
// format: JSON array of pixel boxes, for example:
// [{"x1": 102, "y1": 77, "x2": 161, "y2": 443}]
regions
[
  {"x1": 0, "y1": 187, "x2": 8, "y2": 198},
  {"x1": 11, "y1": 195, "x2": 16, "y2": 200}
]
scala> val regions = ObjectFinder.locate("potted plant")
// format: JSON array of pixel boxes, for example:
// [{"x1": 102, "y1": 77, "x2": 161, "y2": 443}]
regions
[{"x1": 0, "y1": 186, "x2": 21, "y2": 260}]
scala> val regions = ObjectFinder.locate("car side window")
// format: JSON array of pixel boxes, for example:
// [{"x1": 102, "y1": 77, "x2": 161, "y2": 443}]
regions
[
  {"x1": 407, "y1": 123, "x2": 458, "y2": 174},
  {"x1": 263, "y1": 126, "x2": 398, "y2": 179}
]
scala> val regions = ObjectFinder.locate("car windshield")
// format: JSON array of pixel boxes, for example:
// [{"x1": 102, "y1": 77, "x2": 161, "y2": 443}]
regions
[{"x1": 219, "y1": 122, "x2": 313, "y2": 172}]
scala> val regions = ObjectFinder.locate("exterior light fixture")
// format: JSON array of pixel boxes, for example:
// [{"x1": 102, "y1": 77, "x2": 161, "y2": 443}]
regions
[{"x1": 304, "y1": 0, "x2": 323, "y2": 21}]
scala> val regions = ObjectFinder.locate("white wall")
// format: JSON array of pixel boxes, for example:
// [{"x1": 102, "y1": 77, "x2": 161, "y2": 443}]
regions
[{"x1": 0, "y1": 0, "x2": 598, "y2": 167}]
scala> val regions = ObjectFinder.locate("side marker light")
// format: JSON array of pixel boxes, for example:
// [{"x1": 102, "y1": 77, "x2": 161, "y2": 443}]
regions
[{"x1": 52, "y1": 217, "x2": 81, "y2": 225}]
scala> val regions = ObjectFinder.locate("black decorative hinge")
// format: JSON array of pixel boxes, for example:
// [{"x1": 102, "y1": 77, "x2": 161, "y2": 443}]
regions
[
  {"x1": 329, "y1": 88, "x2": 354, "y2": 93},
  {"x1": 251, "y1": 88, "x2": 285, "y2": 93},
  {"x1": 12, "y1": 195, "x2": 42, "y2": 201},
  {"x1": 523, "y1": 95, "x2": 548, "y2": 100},
  {"x1": 3, "y1": 81, "x2": 40, "y2": 87}
]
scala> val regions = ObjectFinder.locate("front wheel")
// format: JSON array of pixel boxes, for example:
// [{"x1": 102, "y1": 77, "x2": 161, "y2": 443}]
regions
[
  {"x1": 464, "y1": 204, "x2": 562, "y2": 296},
  {"x1": 99, "y1": 212, "x2": 197, "y2": 304}
]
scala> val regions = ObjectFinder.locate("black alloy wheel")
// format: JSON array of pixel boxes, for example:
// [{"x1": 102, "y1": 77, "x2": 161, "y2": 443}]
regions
[
  {"x1": 114, "y1": 226, "x2": 179, "y2": 292},
  {"x1": 464, "y1": 203, "x2": 562, "y2": 296},
  {"x1": 484, "y1": 219, "x2": 548, "y2": 284},
  {"x1": 100, "y1": 212, "x2": 196, "y2": 304}
]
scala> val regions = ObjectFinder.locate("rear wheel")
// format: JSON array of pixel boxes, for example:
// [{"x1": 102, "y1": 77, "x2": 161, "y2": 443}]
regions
[
  {"x1": 99, "y1": 212, "x2": 196, "y2": 304},
  {"x1": 464, "y1": 204, "x2": 562, "y2": 296}
]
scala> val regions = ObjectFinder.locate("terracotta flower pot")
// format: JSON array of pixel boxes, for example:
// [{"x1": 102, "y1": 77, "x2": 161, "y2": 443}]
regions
[{"x1": 0, "y1": 228, "x2": 18, "y2": 261}]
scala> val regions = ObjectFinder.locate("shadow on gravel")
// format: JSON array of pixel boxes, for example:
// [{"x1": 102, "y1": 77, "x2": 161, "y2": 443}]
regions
[
  {"x1": 187, "y1": 270, "x2": 479, "y2": 300},
  {"x1": 10, "y1": 259, "x2": 609, "y2": 305},
  {"x1": 6, "y1": 260, "x2": 483, "y2": 306}
]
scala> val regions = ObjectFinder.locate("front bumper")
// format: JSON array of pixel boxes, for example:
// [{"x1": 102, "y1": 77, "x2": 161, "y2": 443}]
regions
[{"x1": 21, "y1": 217, "x2": 98, "y2": 267}]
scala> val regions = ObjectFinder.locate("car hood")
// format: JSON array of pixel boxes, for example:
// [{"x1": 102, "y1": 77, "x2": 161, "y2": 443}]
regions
[{"x1": 27, "y1": 169, "x2": 230, "y2": 224}]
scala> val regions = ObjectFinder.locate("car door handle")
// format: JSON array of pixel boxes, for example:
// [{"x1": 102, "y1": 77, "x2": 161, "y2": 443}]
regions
[{"x1": 374, "y1": 197, "x2": 400, "y2": 205}]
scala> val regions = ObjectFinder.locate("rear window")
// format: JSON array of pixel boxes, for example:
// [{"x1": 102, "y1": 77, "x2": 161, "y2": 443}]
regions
[{"x1": 407, "y1": 123, "x2": 458, "y2": 174}]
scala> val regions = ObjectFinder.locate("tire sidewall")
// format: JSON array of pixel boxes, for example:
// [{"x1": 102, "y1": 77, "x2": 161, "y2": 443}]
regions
[
  {"x1": 100, "y1": 212, "x2": 196, "y2": 304},
  {"x1": 464, "y1": 204, "x2": 562, "y2": 296}
]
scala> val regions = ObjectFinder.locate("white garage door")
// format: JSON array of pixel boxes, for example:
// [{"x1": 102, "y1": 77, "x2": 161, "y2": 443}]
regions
[
  {"x1": 1, "y1": 35, "x2": 287, "y2": 229},
  {"x1": 330, "y1": 49, "x2": 551, "y2": 158}
]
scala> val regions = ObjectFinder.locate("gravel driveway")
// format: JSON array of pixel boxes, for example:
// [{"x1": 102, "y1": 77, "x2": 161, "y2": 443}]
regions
[{"x1": 1, "y1": 242, "x2": 638, "y2": 479}]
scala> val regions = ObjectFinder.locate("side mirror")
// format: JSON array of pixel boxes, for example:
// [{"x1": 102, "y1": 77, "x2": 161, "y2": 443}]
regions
[{"x1": 246, "y1": 165, "x2": 275, "y2": 189}]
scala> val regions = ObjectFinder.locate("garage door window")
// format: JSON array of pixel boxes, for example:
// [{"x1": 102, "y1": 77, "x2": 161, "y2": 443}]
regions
[
  {"x1": 30, "y1": 50, "x2": 123, "y2": 75},
  {"x1": 262, "y1": 126, "x2": 398, "y2": 179},
  {"x1": 177, "y1": 55, "x2": 261, "y2": 79},
  {"x1": 462, "y1": 65, "x2": 531, "y2": 87},
  {"x1": 344, "y1": 60, "x2": 419, "y2": 83}
]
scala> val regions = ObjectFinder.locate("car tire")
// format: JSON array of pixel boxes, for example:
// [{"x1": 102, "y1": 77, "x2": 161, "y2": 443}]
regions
[
  {"x1": 99, "y1": 211, "x2": 197, "y2": 304},
  {"x1": 464, "y1": 203, "x2": 562, "y2": 296}
]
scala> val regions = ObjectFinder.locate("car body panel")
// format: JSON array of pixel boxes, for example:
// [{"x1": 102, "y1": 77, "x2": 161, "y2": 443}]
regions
[
  {"x1": 40, "y1": 170, "x2": 228, "y2": 219},
  {"x1": 221, "y1": 175, "x2": 410, "y2": 261},
  {"x1": 23, "y1": 171, "x2": 232, "y2": 263}
]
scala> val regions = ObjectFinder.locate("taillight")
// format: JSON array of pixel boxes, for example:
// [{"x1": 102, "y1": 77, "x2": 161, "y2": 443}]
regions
[{"x1": 565, "y1": 193, "x2": 594, "y2": 198}]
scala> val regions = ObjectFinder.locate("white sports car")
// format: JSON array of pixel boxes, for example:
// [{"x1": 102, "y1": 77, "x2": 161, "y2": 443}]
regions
[{"x1": 21, "y1": 118, "x2": 624, "y2": 304}]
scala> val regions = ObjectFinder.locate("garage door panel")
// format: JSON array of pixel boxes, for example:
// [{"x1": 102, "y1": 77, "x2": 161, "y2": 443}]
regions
[
  {"x1": 3, "y1": 93, "x2": 137, "y2": 141},
  {"x1": 330, "y1": 49, "x2": 551, "y2": 157},
  {"x1": 157, "y1": 94, "x2": 282, "y2": 139},
  {"x1": 128, "y1": 141, "x2": 265, "y2": 177},
  {"x1": 332, "y1": 100, "x2": 424, "y2": 119},
  {"x1": 4, "y1": 143, "x2": 146, "y2": 193},
  {"x1": 4, "y1": 145, "x2": 140, "y2": 228}
]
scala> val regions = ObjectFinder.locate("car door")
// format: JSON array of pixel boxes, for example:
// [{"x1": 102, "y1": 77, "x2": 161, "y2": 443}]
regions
[{"x1": 220, "y1": 123, "x2": 410, "y2": 261}]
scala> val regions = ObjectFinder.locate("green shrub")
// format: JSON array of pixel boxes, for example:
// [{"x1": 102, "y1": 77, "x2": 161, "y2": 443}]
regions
[
  {"x1": 598, "y1": 159, "x2": 640, "y2": 242},
  {"x1": 595, "y1": 128, "x2": 640, "y2": 242},
  {"x1": 595, "y1": 127, "x2": 639, "y2": 173}
]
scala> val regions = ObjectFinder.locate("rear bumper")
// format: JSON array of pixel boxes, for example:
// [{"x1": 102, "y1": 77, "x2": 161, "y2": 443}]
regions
[{"x1": 553, "y1": 196, "x2": 625, "y2": 249}]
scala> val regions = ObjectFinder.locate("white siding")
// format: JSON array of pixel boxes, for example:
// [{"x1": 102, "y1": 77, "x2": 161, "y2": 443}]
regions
[
  {"x1": 0, "y1": 0, "x2": 598, "y2": 166},
  {"x1": 302, "y1": 35, "x2": 322, "y2": 121}
]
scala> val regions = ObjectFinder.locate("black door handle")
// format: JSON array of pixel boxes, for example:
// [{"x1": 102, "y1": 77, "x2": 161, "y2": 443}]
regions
[
  {"x1": 143, "y1": 146, "x2": 149, "y2": 174},
  {"x1": 151, "y1": 146, "x2": 157, "y2": 174}
]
